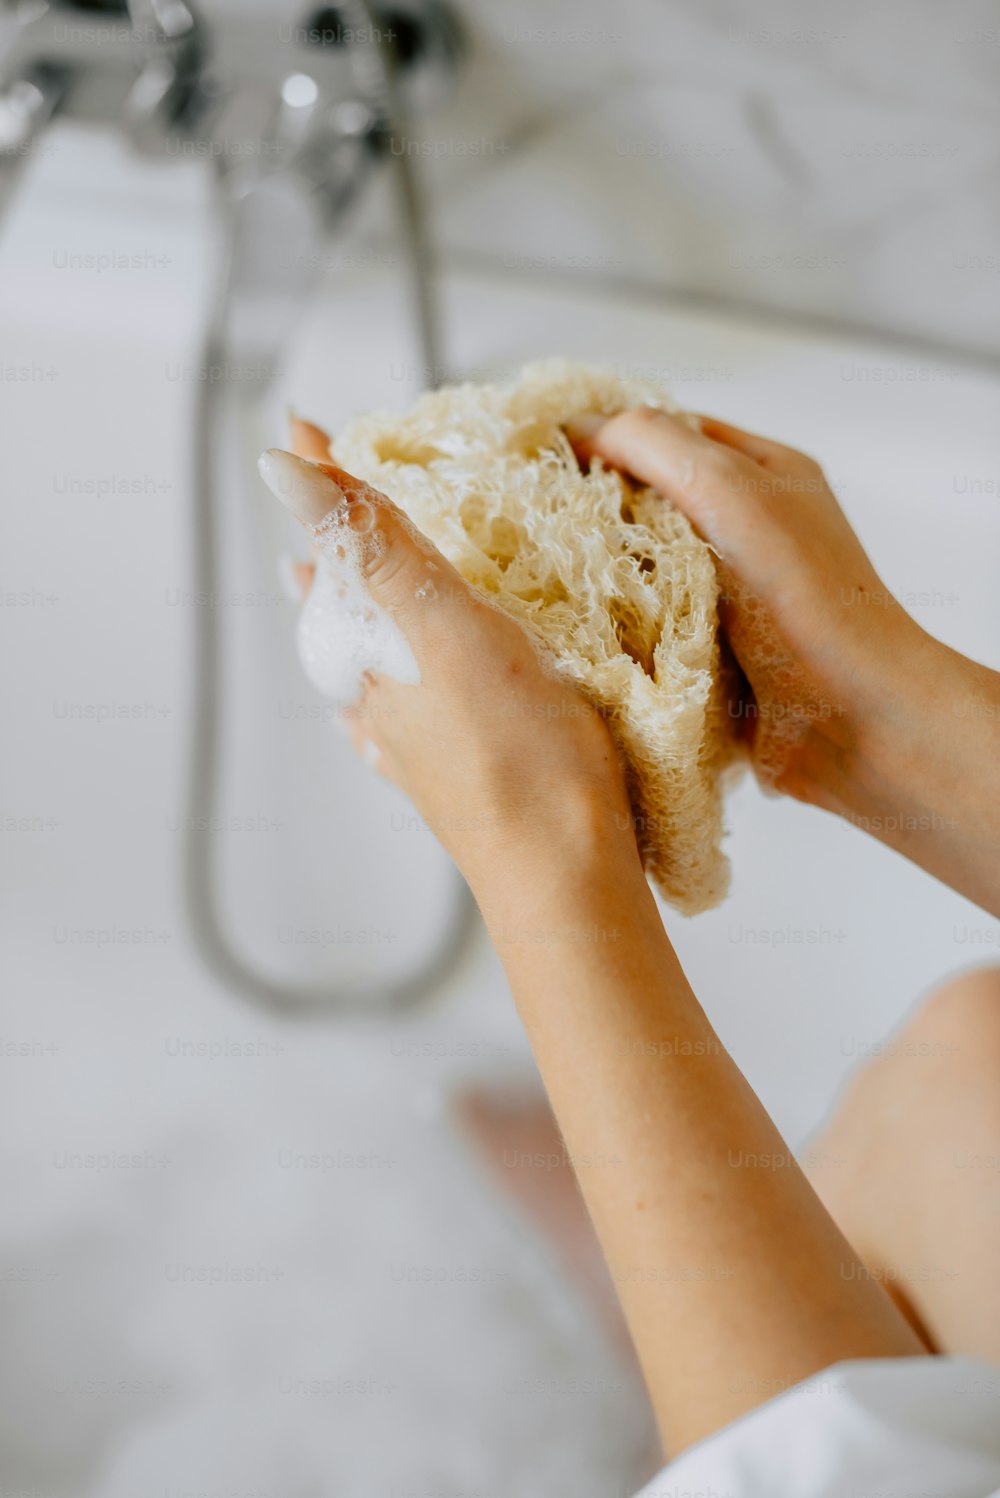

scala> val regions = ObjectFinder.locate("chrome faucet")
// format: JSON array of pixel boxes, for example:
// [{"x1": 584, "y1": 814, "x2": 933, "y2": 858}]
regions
[{"x1": 0, "y1": 0, "x2": 462, "y2": 209}]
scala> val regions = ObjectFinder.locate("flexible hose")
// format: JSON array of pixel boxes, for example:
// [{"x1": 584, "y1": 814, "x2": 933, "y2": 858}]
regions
[
  {"x1": 181, "y1": 14, "x2": 476, "y2": 1016},
  {"x1": 341, "y1": 0, "x2": 443, "y2": 383}
]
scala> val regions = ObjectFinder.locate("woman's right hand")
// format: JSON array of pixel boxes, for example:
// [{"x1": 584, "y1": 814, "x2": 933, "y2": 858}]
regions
[
  {"x1": 580, "y1": 408, "x2": 1000, "y2": 916},
  {"x1": 578, "y1": 408, "x2": 908, "y2": 800}
]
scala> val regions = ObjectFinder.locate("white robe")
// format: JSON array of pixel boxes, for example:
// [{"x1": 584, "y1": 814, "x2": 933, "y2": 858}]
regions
[{"x1": 637, "y1": 1356, "x2": 1000, "y2": 1498}]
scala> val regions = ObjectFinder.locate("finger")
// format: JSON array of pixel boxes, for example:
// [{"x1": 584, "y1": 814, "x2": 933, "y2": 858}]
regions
[
  {"x1": 257, "y1": 448, "x2": 471, "y2": 652},
  {"x1": 277, "y1": 553, "x2": 307, "y2": 603},
  {"x1": 563, "y1": 413, "x2": 605, "y2": 468},
  {"x1": 293, "y1": 561, "x2": 316, "y2": 596},
  {"x1": 288, "y1": 409, "x2": 333, "y2": 463},
  {"x1": 285, "y1": 414, "x2": 333, "y2": 568},
  {"x1": 693, "y1": 415, "x2": 820, "y2": 475},
  {"x1": 277, "y1": 555, "x2": 316, "y2": 603},
  {"x1": 587, "y1": 407, "x2": 761, "y2": 553}
]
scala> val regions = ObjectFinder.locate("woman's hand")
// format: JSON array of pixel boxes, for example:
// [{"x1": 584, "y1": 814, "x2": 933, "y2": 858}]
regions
[
  {"x1": 575, "y1": 409, "x2": 909, "y2": 799},
  {"x1": 578, "y1": 409, "x2": 1000, "y2": 916},
  {"x1": 265, "y1": 424, "x2": 639, "y2": 902}
]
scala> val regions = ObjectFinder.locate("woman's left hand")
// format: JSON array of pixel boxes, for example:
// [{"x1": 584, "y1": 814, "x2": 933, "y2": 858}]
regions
[{"x1": 266, "y1": 418, "x2": 639, "y2": 900}]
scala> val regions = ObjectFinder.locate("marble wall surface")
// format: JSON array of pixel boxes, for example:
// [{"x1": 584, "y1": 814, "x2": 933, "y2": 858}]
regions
[{"x1": 398, "y1": 0, "x2": 1000, "y2": 358}]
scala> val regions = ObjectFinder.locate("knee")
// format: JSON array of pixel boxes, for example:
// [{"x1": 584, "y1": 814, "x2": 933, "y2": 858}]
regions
[
  {"x1": 814, "y1": 966, "x2": 1000, "y2": 1178},
  {"x1": 903, "y1": 965, "x2": 1000, "y2": 1080}
]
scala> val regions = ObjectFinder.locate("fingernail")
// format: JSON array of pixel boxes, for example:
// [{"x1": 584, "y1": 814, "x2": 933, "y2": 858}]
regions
[{"x1": 258, "y1": 449, "x2": 345, "y2": 527}]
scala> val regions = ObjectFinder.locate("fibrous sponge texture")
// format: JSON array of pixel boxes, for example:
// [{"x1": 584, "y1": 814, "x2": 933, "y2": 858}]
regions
[{"x1": 334, "y1": 359, "x2": 741, "y2": 914}]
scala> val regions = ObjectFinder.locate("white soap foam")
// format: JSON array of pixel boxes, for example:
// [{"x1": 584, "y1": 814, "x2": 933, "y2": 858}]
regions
[{"x1": 295, "y1": 516, "x2": 420, "y2": 706}]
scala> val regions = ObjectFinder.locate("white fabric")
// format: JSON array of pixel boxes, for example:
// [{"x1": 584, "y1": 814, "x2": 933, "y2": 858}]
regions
[{"x1": 637, "y1": 1356, "x2": 1000, "y2": 1498}]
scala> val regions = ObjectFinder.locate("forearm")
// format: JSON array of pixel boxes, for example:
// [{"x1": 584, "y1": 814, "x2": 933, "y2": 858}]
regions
[
  {"x1": 806, "y1": 620, "x2": 1000, "y2": 917},
  {"x1": 471, "y1": 834, "x2": 923, "y2": 1454}
]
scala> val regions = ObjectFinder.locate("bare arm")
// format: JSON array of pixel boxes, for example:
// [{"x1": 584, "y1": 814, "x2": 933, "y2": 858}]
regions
[
  {"x1": 261, "y1": 440, "x2": 924, "y2": 1456},
  {"x1": 475, "y1": 817, "x2": 922, "y2": 1453}
]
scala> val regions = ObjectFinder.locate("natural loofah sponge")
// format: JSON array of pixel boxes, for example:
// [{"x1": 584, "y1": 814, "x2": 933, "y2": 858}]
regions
[{"x1": 331, "y1": 359, "x2": 741, "y2": 914}]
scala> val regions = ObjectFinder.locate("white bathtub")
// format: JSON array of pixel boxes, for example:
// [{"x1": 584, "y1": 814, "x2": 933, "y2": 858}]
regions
[{"x1": 1, "y1": 126, "x2": 999, "y2": 1496}]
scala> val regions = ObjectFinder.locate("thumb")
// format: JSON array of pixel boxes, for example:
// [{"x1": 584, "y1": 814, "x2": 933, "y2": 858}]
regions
[
  {"x1": 579, "y1": 407, "x2": 761, "y2": 559},
  {"x1": 257, "y1": 448, "x2": 464, "y2": 645}
]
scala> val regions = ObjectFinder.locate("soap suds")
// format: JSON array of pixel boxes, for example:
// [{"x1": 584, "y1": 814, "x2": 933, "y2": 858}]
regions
[{"x1": 296, "y1": 505, "x2": 419, "y2": 705}]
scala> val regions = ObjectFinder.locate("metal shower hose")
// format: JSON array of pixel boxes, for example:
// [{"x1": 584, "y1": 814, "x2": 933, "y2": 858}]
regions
[{"x1": 182, "y1": 1, "x2": 476, "y2": 1015}]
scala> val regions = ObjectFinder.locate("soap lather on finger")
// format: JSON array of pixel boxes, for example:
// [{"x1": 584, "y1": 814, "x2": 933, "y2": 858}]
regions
[{"x1": 258, "y1": 446, "x2": 439, "y2": 706}]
